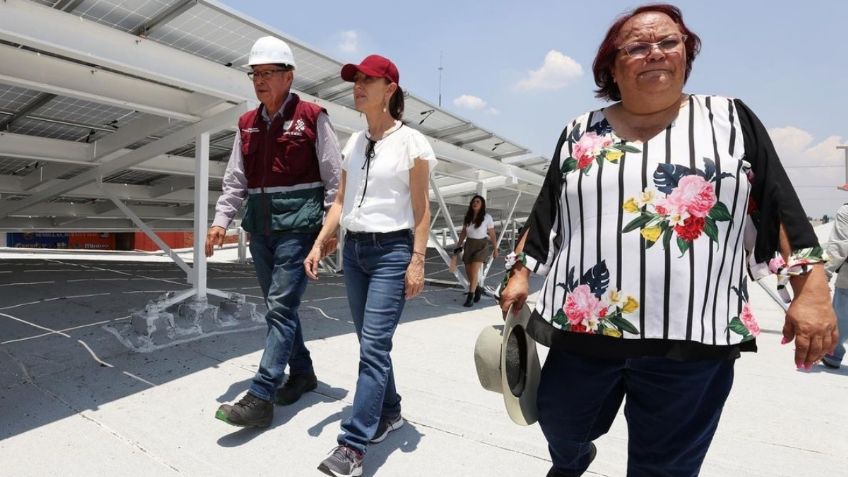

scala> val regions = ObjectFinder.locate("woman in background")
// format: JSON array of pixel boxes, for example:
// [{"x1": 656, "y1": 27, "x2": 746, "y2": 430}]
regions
[{"x1": 455, "y1": 195, "x2": 498, "y2": 307}]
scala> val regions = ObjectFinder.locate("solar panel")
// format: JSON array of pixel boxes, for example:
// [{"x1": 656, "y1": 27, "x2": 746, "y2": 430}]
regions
[
  {"x1": 10, "y1": 117, "x2": 98, "y2": 142},
  {"x1": 103, "y1": 169, "x2": 167, "y2": 185},
  {"x1": 72, "y1": 0, "x2": 178, "y2": 34},
  {"x1": 0, "y1": 157, "x2": 39, "y2": 176},
  {"x1": 147, "y1": 2, "x2": 256, "y2": 67},
  {"x1": 0, "y1": 0, "x2": 542, "y2": 233},
  {"x1": 0, "y1": 85, "x2": 43, "y2": 113},
  {"x1": 32, "y1": 96, "x2": 136, "y2": 131}
]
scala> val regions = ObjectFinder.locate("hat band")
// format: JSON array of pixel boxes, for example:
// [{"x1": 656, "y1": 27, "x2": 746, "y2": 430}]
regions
[{"x1": 504, "y1": 326, "x2": 529, "y2": 397}]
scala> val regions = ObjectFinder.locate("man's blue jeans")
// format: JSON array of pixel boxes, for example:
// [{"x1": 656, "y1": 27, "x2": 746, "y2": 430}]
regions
[
  {"x1": 247, "y1": 232, "x2": 315, "y2": 402},
  {"x1": 538, "y1": 348, "x2": 734, "y2": 477},
  {"x1": 824, "y1": 287, "x2": 848, "y2": 366},
  {"x1": 338, "y1": 231, "x2": 410, "y2": 454}
]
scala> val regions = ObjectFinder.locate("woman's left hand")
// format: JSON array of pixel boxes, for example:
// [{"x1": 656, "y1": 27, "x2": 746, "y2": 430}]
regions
[
  {"x1": 405, "y1": 255, "x2": 425, "y2": 298},
  {"x1": 783, "y1": 266, "x2": 838, "y2": 369}
]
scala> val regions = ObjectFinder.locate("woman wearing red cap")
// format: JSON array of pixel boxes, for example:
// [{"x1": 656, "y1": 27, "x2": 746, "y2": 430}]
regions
[{"x1": 305, "y1": 54, "x2": 436, "y2": 476}]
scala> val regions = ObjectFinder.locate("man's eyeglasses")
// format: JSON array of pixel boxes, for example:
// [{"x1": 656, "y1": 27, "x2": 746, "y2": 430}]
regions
[
  {"x1": 247, "y1": 69, "x2": 288, "y2": 82},
  {"x1": 619, "y1": 34, "x2": 687, "y2": 59},
  {"x1": 358, "y1": 138, "x2": 377, "y2": 208}
]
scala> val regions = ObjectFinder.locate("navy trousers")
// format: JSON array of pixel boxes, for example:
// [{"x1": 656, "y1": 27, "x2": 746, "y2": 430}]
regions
[{"x1": 538, "y1": 347, "x2": 735, "y2": 477}]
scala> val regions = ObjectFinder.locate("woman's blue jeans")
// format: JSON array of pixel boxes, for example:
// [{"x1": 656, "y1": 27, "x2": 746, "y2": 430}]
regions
[
  {"x1": 247, "y1": 232, "x2": 315, "y2": 402},
  {"x1": 824, "y1": 287, "x2": 848, "y2": 366},
  {"x1": 338, "y1": 231, "x2": 411, "y2": 454}
]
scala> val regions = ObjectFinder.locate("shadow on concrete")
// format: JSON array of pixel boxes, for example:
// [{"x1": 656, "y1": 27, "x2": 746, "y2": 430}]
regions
[
  {"x1": 215, "y1": 381, "x2": 351, "y2": 447},
  {"x1": 305, "y1": 404, "x2": 424, "y2": 477},
  {"x1": 0, "y1": 256, "x2": 492, "y2": 442}
]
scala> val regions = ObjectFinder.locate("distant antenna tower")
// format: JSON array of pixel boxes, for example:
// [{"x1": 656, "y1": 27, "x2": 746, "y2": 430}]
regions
[{"x1": 438, "y1": 51, "x2": 443, "y2": 107}]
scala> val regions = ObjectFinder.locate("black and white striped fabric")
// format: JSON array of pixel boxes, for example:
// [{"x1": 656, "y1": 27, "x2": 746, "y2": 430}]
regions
[{"x1": 523, "y1": 95, "x2": 817, "y2": 358}]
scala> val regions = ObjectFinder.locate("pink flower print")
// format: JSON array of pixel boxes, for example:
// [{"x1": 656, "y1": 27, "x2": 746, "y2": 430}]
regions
[
  {"x1": 768, "y1": 256, "x2": 786, "y2": 274},
  {"x1": 572, "y1": 132, "x2": 613, "y2": 170},
  {"x1": 740, "y1": 303, "x2": 760, "y2": 337},
  {"x1": 564, "y1": 284, "x2": 605, "y2": 327},
  {"x1": 659, "y1": 175, "x2": 717, "y2": 218}
]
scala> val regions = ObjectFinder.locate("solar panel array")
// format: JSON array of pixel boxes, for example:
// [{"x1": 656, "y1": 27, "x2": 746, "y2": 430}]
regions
[{"x1": 0, "y1": 0, "x2": 541, "y2": 232}]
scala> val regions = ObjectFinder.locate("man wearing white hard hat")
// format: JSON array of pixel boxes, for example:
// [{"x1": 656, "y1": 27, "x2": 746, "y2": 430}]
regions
[{"x1": 208, "y1": 36, "x2": 342, "y2": 428}]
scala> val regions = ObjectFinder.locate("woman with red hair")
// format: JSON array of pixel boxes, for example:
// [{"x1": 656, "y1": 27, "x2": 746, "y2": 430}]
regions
[{"x1": 500, "y1": 4, "x2": 836, "y2": 476}]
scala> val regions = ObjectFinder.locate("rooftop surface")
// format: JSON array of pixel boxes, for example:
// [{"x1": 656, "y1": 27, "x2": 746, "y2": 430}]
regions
[{"x1": 0, "y1": 227, "x2": 846, "y2": 476}]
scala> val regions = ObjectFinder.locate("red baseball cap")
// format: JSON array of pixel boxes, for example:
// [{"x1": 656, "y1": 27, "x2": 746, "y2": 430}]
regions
[{"x1": 341, "y1": 55, "x2": 400, "y2": 85}]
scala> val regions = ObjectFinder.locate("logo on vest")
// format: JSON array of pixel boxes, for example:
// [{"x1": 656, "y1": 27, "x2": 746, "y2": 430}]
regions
[
  {"x1": 241, "y1": 127, "x2": 260, "y2": 133},
  {"x1": 284, "y1": 119, "x2": 306, "y2": 136}
]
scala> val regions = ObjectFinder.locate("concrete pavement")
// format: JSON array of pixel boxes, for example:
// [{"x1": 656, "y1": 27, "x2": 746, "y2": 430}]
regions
[{"x1": 0, "y1": 237, "x2": 846, "y2": 476}]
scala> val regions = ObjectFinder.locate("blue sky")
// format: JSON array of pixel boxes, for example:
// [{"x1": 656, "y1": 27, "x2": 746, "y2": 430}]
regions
[{"x1": 223, "y1": 0, "x2": 847, "y2": 217}]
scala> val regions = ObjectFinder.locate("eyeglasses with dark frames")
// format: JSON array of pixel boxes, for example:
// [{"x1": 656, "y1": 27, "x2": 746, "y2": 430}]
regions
[
  {"x1": 619, "y1": 34, "x2": 687, "y2": 59},
  {"x1": 246, "y1": 69, "x2": 288, "y2": 81}
]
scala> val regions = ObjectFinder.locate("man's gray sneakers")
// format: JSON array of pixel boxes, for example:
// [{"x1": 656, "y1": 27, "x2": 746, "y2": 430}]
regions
[{"x1": 318, "y1": 445, "x2": 364, "y2": 477}]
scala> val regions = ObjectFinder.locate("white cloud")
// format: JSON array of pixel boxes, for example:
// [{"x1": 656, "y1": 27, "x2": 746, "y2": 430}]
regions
[
  {"x1": 337, "y1": 30, "x2": 359, "y2": 53},
  {"x1": 515, "y1": 50, "x2": 583, "y2": 91},
  {"x1": 487, "y1": 107, "x2": 500, "y2": 115},
  {"x1": 768, "y1": 126, "x2": 847, "y2": 217},
  {"x1": 453, "y1": 94, "x2": 487, "y2": 110}
]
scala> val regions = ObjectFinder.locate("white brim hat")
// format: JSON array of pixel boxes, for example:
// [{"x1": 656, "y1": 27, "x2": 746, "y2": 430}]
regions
[{"x1": 473, "y1": 303, "x2": 541, "y2": 426}]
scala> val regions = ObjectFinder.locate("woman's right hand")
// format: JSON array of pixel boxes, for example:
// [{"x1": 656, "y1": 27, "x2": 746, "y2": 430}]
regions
[
  {"x1": 304, "y1": 245, "x2": 323, "y2": 280},
  {"x1": 499, "y1": 265, "x2": 530, "y2": 318}
]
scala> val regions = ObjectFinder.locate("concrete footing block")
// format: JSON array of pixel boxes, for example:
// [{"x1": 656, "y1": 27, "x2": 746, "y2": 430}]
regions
[
  {"x1": 130, "y1": 309, "x2": 175, "y2": 342},
  {"x1": 176, "y1": 297, "x2": 218, "y2": 332},
  {"x1": 108, "y1": 291, "x2": 266, "y2": 352}
]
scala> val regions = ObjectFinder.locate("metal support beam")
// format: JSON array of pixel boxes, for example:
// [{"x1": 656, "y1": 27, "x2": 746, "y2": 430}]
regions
[
  {"x1": 430, "y1": 177, "x2": 460, "y2": 243},
  {"x1": 20, "y1": 162, "x2": 78, "y2": 190},
  {"x1": 455, "y1": 133, "x2": 494, "y2": 146},
  {"x1": 102, "y1": 185, "x2": 193, "y2": 276},
  {"x1": 428, "y1": 229, "x2": 468, "y2": 288},
  {"x1": 92, "y1": 116, "x2": 176, "y2": 160},
  {"x1": 134, "y1": 0, "x2": 197, "y2": 36},
  {"x1": 301, "y1": 75, "x2": 347, "y2": 96},
  {"x1": 493, "y1": 150, "x2": 532, "y2": 161},
  {"x1": 237, "y1": 228, "x2": 247, "y2": 263},
  {"x1": 479, "y1": 192, "x2": 521, "y2": 288},
  {"x1": 502, "y1": 154, "x2": 548, "y2": 166},
  {"x1": 0, "y1": 44, "x2": 222, "y2": 122},
  {"x1": 192, "y1": 132, "x2": 210, "y2": 297},
  {"x1": 0, "y1": 103, "x2": 247, "y2": 219},
  {"x1": 150, "y1": 176, "x2": 195, "y2": 198},
  {"x1": 431, "y1": 123, "x2": 474, "y2": 139},
  {"x1": 0, "y1": 132, "x2": 228, "y2": 181}
]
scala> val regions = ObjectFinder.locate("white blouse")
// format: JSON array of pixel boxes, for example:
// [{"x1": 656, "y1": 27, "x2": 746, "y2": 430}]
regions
[
  {"x1": 341, "y1": 122, "x2": 437, "y2": 232},
  {"x1": 465, "y1": 213, "x2": 495, "y2": 239}
]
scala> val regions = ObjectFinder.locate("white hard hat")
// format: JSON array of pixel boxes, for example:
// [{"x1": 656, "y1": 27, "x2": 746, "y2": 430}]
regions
[{"x1": 246, "y1": 36, "x2": 296, "y2": 69}]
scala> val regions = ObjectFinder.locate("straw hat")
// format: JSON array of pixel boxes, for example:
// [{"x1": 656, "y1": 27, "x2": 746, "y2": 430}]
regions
[{"x1": 473, "y1": 304, "x2": 541, "y2": 426}]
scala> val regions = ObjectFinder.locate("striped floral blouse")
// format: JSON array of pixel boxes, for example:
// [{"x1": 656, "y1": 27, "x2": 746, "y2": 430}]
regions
[{"x1": 522, "y1": 95, "x2": 821, "y2": 359}]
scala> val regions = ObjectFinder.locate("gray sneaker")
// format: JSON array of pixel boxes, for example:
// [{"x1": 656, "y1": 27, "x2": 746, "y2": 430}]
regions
[
  {"x1": 318, "y1": 445, "x2": 363, "y2": 477},
  {"x1": 370, "y1": 414, "x2": 404, "y2": 443}
]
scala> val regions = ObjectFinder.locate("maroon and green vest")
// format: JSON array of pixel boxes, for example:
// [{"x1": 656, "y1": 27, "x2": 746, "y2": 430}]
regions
[{"x1": 238, "y1": 94, "x2": 326, "y2": 234}]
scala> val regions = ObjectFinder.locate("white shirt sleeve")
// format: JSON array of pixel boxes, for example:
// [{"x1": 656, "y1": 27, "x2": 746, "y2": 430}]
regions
[
  {"x1": 212, "y1": 134, "x2": 248, "y2": 229},
  {"x1": 401, "y1": 129, "x2": 437, "y2": 174}
]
